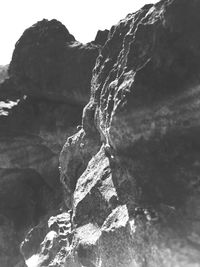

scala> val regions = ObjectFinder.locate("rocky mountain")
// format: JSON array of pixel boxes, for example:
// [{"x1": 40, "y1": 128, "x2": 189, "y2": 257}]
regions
[
  {"x1": 0, "y1": 19, "x2": 105, "y2": 267},
  {"x1": 2, "y1": 0, "x2": 200, "y2": 266}
]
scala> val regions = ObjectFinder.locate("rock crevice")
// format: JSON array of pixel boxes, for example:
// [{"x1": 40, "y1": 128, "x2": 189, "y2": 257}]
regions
[{"x1": 3, "y1": 0, "x2": 200, "y2": 266}]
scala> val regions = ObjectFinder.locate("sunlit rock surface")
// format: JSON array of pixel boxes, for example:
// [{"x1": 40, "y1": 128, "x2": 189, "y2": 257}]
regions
[
  {"x1": 0, "y1": 65, "x2": 8, "y2": 84},
  {"x1": 0, "y1": 19, "x2": 103, "y2": 266},
  {"x1": 5, "y1": 0, "x2": 200, "y2": 266}
]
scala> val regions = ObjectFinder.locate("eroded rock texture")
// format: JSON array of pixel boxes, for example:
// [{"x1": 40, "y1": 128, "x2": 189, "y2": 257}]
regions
[
  {"x1": 10, "y1": 0, "x2": 200, "y2": 266},
  {"x1": 0, "y1": 65, "x2": 8, "y2": 84},
  {"x1": 9, "y1": 19, "x2": 100, "y2": 104},
  {"x1": 0, "y1": 19, "x2": 102, "y2": 266}
]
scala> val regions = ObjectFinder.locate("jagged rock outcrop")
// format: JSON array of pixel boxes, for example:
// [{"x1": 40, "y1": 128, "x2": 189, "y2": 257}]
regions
[
  {"x1": 9, "y1": 19, "x2": 100, "y2": 105},
  {"x1": 93, "y1": 30, "x2": 109, "y2": 46},
  {"x1": 21, "y1": 0, "x2": 200, "y2": 266},
  {"x1": 0, "y1": 19, "x2": 103, "y2": 266}
]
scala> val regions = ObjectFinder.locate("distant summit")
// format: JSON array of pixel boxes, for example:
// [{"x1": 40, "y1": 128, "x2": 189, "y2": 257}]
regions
[
  {"x1": 14, "y1": 18, "x2": 75, "y2": 48},
  {"x1": 8, "y1": 18, "x2": 103, "y2": 104}
]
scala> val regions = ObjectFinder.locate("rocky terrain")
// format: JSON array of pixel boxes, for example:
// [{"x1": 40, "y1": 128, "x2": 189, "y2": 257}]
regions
[
  {"x1": 0, "y1": 19, "x2": 106, "y2": 267},
  {"x1": 1, "y1": 0, "x2": 200, "y2": 266}
]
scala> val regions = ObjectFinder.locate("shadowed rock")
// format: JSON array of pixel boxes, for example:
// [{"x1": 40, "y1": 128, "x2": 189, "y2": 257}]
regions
[
  {"x1": 14, "y1": 0, "x2": 200, "y2": 266},
  {"x1": 0, "y1": 19, "x2": 105, "y2": 266},
  {"x1": 9, "y1": 19, "x2": 100, "y2": 105}
]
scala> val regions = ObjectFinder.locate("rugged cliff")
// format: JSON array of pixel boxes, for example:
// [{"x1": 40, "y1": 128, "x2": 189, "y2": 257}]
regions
[
  {"x1": 0, "y1": 19, "x2": 104, "y2": 267},
  {"x1": 2, "y1": 0, "x2": 200, "y2": 266},
  {"x1": 20, "y1": 0, "x2": 200, "y2": 266}
]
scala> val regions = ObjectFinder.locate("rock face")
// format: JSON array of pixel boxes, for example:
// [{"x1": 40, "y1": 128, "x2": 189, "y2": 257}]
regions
[
  {"x1": 0, "y1": 19, "x2": 102, "y2": 266},
  {"x1": 20, "y1": 0, "x2": 200, "y2": 266},
  {"x1": 0, "y1": 65, "x2": 8, "y2": 84},
  {"x1": 93, "y1": 30, "x2": 109, "y2": 46},
  {"x1": 9, "y1": 19, "x2": 99, "y2": 105}
]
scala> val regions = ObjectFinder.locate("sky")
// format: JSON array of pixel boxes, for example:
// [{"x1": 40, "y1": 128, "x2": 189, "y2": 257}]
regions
[{"x1": 0, "y1": 0, "x2": 157, "y2": 65}]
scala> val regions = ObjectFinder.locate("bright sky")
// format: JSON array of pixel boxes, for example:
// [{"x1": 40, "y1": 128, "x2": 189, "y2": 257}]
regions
[{"x1": 0, "y1": 0, "x2": 157, "y2": 65}]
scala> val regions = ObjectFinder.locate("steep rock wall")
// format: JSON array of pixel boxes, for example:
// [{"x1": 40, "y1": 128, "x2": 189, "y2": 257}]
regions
[
  {"x1": 0, "y1": 19, "x2": 104, "y2": 267},
  {"x1": 21, "y1": 0, "x2": 200, "y2": 266}
]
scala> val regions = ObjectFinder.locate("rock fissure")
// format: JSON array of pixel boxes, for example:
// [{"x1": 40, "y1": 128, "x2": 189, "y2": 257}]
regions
[{"x1": 2, "y1": 0, "x2": 200, "y2": 266}]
